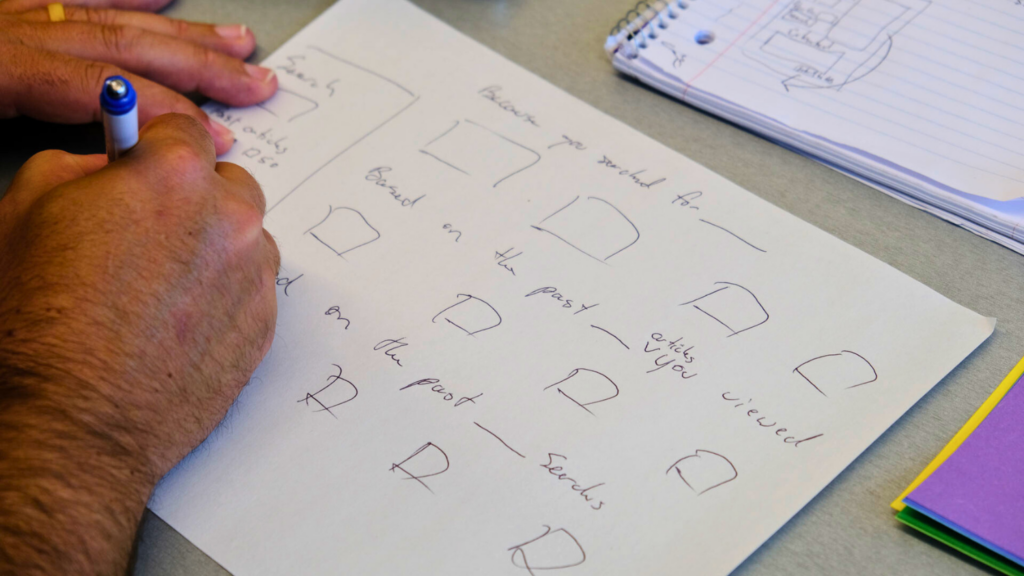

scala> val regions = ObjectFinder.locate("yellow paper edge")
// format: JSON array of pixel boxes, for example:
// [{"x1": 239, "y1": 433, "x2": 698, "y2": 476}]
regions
[{"x1": 892, "y1": 354, "x2": 1024, "y2": 511}]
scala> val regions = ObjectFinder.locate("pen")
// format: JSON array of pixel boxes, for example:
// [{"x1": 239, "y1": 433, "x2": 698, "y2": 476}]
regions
[{"x1": 100, "y1": 76, "x2": 138, "y2": 162}]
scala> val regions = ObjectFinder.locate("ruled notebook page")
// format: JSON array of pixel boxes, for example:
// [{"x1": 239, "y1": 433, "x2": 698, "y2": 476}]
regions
[{"x1": 628, "y1": 0, "x2": 1024, "y2": 201}]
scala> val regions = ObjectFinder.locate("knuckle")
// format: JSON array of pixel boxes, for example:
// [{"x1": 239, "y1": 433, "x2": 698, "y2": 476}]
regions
[
  {"x1": 174, "y1": 18, "x2": 191, "y2": 39},
  {"x1": 223, "y1": 195, "x2": 263, "y2": 227},
  {"x1": 22, "y1": 149, "x2": 75, "y2": 173},
  {"x1": 198, "y1": 44, "x2": 219, "y2": 72},
  {"x1": 158, "y1": 139, "x2": 208, "y2": 174},
  {"x1": 147, "y1": 112, "x2": 212, "y2": 151},
  {"x1": 81, "y1": 7, "x2": 114, "y2": 26},
  {"x1": 99, "y1": 25, "x2": 139, "y2": 55}
]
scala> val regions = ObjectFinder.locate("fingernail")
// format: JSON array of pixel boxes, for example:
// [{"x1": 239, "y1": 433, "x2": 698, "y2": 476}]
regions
[
  {"x1": 211, "y1": 121, "x2": 235, "y2": 143},
  {"x1": 215, "y1": 24, "x2": 248, "y2": 39},
  {"x1": 244, "y1": 63, "x2": 276, "y2": 84}
]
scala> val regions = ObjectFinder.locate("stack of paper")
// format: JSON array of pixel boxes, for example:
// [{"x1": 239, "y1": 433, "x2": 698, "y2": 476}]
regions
[
  {"x1": 605, "y1": 0, "x2": 1024, "y2": 254},
  {"x1": 895, "y1": 357, "x2": 1024, "y2": 575}
]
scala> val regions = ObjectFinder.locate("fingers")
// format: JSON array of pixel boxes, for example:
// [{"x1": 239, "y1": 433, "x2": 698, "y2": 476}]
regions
[
  {"x1": 2, "y1": 151, "x2": 106, "y2": 212},
  {"x1": 16, "y1": 7, "x2": 255, "y2": 60},
  {"x1": 0, "y1": 0, "x2": 171, "y2": 14},
  {"x1": 128, "y1": 113, "x2": 218, "y2": 177},
  {"x1": 14, "y1": 21, "x2": 276, "y2": 108},
  {"x1": 0, "y1": 42, "x2": 235, "y2": 153},
  {"x1": 216, "y1": 162, "x2": 266, "y2": 215}
]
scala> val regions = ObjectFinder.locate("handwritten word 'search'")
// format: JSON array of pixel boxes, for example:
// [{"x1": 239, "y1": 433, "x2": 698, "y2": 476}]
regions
[
  {"x1": 478, "y1": 85, "x2": 540, "y2": 127},
  {"x1": 540, "y1": 453, "x2": 605, "y2": 510},
  {"x1": 277, "y1": 54, "x2": 337, "y2": 93}
]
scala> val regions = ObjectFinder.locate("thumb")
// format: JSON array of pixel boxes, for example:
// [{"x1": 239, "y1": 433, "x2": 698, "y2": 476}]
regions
[
  {"x1": 0, "y1": 150, "x2": 107, "y2": 246},
  {"x1": 3, "y1": 150, "x2": 107, "y2": 210}
]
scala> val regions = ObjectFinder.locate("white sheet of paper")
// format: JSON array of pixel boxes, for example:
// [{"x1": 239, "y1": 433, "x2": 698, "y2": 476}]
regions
[
  {"x1": 618, "y1": 0, "x2": 1024, "y2": 202},
  {"x1": 150, "y1": 1, "x2": 995, "y2": 574}
]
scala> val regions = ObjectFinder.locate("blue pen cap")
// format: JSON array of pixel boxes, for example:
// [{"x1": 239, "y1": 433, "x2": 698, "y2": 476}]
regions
[{"x1": 100, "y1": 76, "x2": 137, "y2": 116}]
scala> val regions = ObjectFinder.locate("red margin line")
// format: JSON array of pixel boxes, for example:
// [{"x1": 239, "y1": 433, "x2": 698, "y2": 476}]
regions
[{"x1": 683, "y1": 0, "x2": 784, "y2": 97}]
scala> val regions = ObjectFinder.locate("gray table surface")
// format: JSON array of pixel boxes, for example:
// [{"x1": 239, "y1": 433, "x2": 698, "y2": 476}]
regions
[{"x1": 2, "y1": 0, "x2": 1022, "y2": 574}]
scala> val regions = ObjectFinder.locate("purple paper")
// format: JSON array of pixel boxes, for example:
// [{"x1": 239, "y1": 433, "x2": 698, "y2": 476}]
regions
[{"x1": 906, "y1": 376, "x2": 1024, "y2": 566}]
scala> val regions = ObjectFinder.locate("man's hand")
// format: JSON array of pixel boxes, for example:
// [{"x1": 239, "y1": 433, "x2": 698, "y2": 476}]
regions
[
  {"x1": 0, "y1": 114, "x2": 280, "y2": 575},
  {"x1": 0, "y1": 0, "x2": 278, "y2": 154}
]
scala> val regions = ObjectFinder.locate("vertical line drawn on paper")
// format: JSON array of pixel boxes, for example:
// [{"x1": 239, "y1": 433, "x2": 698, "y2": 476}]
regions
[
  {"x1": 532, "y1": 196, "x2": 640, "y2": 264},
  {"x1": 390, "y1": 442, "x2": 450, "y2": 494},
  {"x1": 474, "y1": 422, "x2": 526, "y2": 459},
  {"x1": 680, "y1": 282, "x2": 769, "y2": 337},
  {"x1": 743, "y1": 0, "x2": 932, "y2": 91},
  {"x1": 419, "y1": 119, "x2": 541, "y2": 187},
  {"x1": 699, "y1": 219, "x2": 767, "y2": 253},
  {"x1": 666, "y1": 450, "x2": 738, "y2": 495},
  {"x1": 590, "y1": 325, "x2": 631, "y2": 350},
  {"x1": 432, "y1": 294, "x2": 502, "y2": 337},
  {"x1": 508, "y1": 526, "x2": 586, "y2": 574},
  {"x1": 544, "y1": 369, "x2": 620, "y2": 415},
  {"x1": 793, "y1": 350, "x2": 878, "y2": 397},
  {"x1": 305, "y1": 206, "x2": 380, "y2": 257},
  {"x1": 256, "y1": 88, "x2": 319, "y2": 122},
  {"x1": 297, "y1": 364, "x2": 358, "y2": 418}
]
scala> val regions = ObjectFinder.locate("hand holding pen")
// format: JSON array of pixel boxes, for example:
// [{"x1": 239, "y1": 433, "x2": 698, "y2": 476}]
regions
[{"x1": 0, "y1": 0, "x2": 278, "y2": 155}]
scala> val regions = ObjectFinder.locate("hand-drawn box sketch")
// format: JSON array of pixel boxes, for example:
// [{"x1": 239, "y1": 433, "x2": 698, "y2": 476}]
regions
[
  {"x1": 305, "y1": 206, "x2": 380, "y2": 257},
  {"x1": 432, "y1": 294, "x2": 502, "y2": 336},
  {"x1": 239, "y1": 45, "x2": 419, "y2": 212},
  {"x1": 508, "y1": 526, "x2": 586, "y2": 574},
  {"x1": 743, "y1": 0, "x2": 931, "y2": 90},
  {"x1": 793, "y1": 350, "x2": 878, "y2": 397},
  {"x1": 257, "y1": 88, "x2": 319, "y2": 122},
  {"x1": 532, "y1": 196, "x2": 640, "y2": 264},
  {"x1": 666, "y1": 450, "x2": 738, "y2": 495},
  {"x1": 544, "y1": 368, "x2": 620, "y2": 415},
  {"x1": 390, "y1": 442, "x2": 449, "y2": 493},
  {"x1": 420, "y1": 120, "x2": 541, "y2": 188},
  {"x1": 297, "y1": 364, "x2": 358, "y2": 418},
  {"x1": 680, "y1": 282, "x2": 769, "y2": 337}
]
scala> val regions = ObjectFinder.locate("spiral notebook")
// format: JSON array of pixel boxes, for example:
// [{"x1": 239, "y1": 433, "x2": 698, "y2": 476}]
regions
[{"x1": 605, "y1": 0, "x2": 1024, "y2": 254}]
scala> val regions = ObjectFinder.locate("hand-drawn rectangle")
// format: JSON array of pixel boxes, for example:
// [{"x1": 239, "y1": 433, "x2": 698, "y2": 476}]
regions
[
  {"x1": 762, "y1": 33, "x2": 842, "y2": 73},
  {"x1": 533, "y1": 196, "x2": 639, "y2": 263},
  {"x1": 257, "y1": 88, "x2": 319, "y2": 122},
  {"x1": 305, "y1": 206, "x2": 380, "y2": 257},
  {"x1": 421, "y1": 120, "x2": 540, "y2": 188},
  {"x1": 213, "y1": 45, "x2": 419, "y2": 213}
]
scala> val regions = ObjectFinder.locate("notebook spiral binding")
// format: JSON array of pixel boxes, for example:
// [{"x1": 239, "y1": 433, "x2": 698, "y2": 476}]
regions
[{"x1": 604, "y1": 0, "x2": 688, "y2": 59}]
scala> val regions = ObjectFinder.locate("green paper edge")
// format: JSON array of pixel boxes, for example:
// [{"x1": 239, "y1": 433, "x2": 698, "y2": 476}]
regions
[{"x1": 896, "y1": 508, "x2": 1024, "y2": 576}]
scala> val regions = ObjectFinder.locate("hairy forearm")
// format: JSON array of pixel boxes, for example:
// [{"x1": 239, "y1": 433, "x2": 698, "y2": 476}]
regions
[{"x1": 0, "y1": 363, "x2": 156, "y2": 575}]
